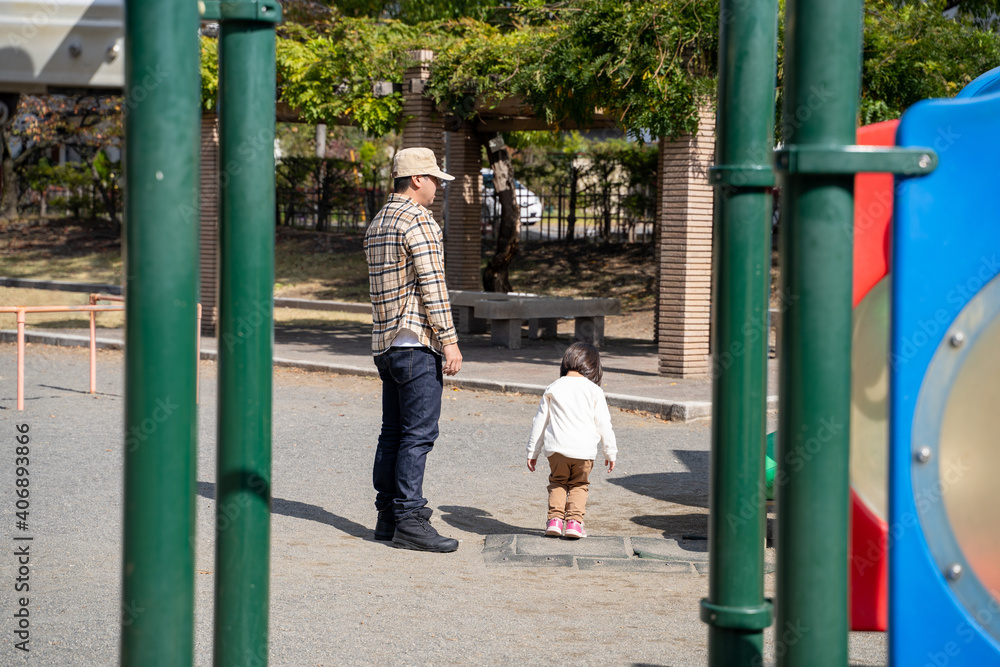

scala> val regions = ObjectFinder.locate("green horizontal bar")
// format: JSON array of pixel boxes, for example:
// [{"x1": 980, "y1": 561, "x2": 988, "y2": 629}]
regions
[
  {"x1": 774, "y1": 145, "x2": 937, "y2": 175},
  {"x1": 200, "y1": 0, "x2": 282, "y2": 22},
  {"x1": 709, "y1": 165, "x2": 776, "y2": 187},
  {"x1": 700, "y1": 598, "x2": 774, "y2": 630}
]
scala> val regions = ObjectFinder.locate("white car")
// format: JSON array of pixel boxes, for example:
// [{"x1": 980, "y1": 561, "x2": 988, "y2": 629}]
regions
[{"x1": 480, "y1": 168, "x2": 543, "y2": 226}]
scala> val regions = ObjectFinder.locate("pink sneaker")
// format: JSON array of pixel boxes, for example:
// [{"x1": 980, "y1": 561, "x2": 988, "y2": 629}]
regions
[
  {"x1": 564, "y1": 520, "x2": 587, "y2": 539},
  {"x1": 545, "y1": 518, "x2": 565, "y2": 537}
]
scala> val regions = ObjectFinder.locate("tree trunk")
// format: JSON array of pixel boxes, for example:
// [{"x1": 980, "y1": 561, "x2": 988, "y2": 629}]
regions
[
  {"x1": 89, "y1": 159, "x2": 120, "y2": 232},
  {"x1": 565, "y1": 167, "x2": 578, "y2": 243},
  {"x1": 315, "y1": 159, "x2": 329, "y2": 232},
  {"x1": 602, "y1": 185, "x2": 612, "y2": 242},
  {"x1": 0, "y1": 131, "x2": 18, "y2": 220},
  {"x1": 482, "y1": 133, "x2": 520, "y2": 293}
]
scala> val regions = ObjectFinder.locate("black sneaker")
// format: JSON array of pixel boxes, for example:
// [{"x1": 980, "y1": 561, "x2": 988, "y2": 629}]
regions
[
  {"x1": 374, "y1": 510, "x2": 396, "y2": 541},
  {"x1": 391, "y1": 508, "x2": 458, "y2": 553}
]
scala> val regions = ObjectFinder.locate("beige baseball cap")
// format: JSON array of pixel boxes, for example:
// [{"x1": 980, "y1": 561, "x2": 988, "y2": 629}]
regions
[{"x1": 392, "y1": 147, "x2": 455, "y2": 181}]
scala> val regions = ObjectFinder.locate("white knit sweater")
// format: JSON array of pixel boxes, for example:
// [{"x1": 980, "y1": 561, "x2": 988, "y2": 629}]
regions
[{"x1": 526, "y1": 375, "x2": 618, "y2": 462}]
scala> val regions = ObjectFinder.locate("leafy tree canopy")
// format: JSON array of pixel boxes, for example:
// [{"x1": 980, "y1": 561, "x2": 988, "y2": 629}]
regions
[
  {"x1": 202, "y1": 1, "x2": 719, "y2": 139},
  {"x1": 860, "y1": 0, "x2": 1000, "y2": 123},
  {"x1": 198, "y1": 0, "x2": 1000, "y2": 138}
]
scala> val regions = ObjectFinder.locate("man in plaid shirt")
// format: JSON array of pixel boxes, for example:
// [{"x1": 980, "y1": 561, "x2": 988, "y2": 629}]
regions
[{"x1": 364, "y1": 147, "x2": 463, "y2": 553}]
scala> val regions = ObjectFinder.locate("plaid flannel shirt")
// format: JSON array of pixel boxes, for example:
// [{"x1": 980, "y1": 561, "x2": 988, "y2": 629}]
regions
[{"x1": 364, "y1": 193, "x2": 458, "y2": 355}]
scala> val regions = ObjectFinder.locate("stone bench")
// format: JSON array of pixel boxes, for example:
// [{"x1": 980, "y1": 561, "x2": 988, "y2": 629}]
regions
[
  {"x1": 449, "y1": 291, "x2": 620, "y2": 349},
  {"x1": 449, "y1": 291, "x2": 535, "y2": 335}
]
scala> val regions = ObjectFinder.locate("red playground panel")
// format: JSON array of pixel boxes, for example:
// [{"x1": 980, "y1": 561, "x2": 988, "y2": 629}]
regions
[{"x1": 849, "y1": 119, "x2": 898, "y2": 632}]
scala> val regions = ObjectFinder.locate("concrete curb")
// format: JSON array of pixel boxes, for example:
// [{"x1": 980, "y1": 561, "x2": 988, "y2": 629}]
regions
[
  {"x1": 0, "y1": 330, "x2": 776, "y2": 423},
  {"x1": 0, "y1": 330, "x2": 124, "y2": 349},
  {"x1": 273, "y1": 297, "x2": 370, "y2": 314},
  {"x1": 0, "y1": 277, "x2": 122, "y2": 294}
]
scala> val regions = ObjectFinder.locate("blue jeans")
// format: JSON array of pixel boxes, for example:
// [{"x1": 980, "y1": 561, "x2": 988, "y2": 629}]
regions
[{"x1": 373, "y1": 346, "x2": 443, "y2": 521}]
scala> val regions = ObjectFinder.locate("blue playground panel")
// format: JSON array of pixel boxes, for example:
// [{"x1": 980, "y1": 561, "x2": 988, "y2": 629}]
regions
[
  {"x1": 956, "y1": 66, "x2": 1000, "y2": 99},
  {"x1": 890, "y1": 78, "x2": 1000, "y2": 663}
]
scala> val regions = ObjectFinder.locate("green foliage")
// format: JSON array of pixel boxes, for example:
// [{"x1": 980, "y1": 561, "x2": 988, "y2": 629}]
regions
[
  {"x1": 860, "y1": 0, "x2": 1000, "y2": 123},
  {"x1": 200, "y1": 36, "x2": 219, "y2": 112},
  {"x1": 200, "y1": 1, "x2": 720, "y2": 139},
  {"x1": 325, "y1": 0, "x2": 504, "y2": 23},
  {"x1": 275, "y1": 21, "x2": 420, "y2": 135},
  {"x1": 196, "y1": 0, "x2": 1000, "y2": 141},
  {"x1": 424, "y1": 1, "x2": 719, "y2": 140}
]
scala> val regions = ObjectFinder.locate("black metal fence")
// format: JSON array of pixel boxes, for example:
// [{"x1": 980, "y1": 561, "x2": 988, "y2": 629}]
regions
[
  {"x1": 276, "y1": 157, "x2": 385, "y2": 233},
  {"x1": 278, "y1": 157, "x2": 656, "y2": 244},
  {"x1": 480, "y1": 181, "x2": 656, "y2": 244}
]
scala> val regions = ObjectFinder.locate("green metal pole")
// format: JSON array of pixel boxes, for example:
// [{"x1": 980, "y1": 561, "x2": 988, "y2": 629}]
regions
[
  {"x1": 775, "y1": 1, "x2": 861, "y2": 664},
  {"x1": 215, "y1": 8, "x2": 277, "y2": 666},
  {"x1": 701, "y1": 0, "x2": 778, "y2": 663},
  {"x1": 121, "y1": 0, "x2": 200, "y2": 662}
]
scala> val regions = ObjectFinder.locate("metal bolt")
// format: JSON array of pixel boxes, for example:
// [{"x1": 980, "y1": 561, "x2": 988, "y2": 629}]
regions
[
  {"x1": 710, "y1": 613, "x2": 718, "y2": 622},
  {"x1": 915, "y1": 447, "x2": 932, "y2": 463},
  {"x1": 946, "y1": 563, "x2": 963, "y2": 581},
  {"x1": 68, "y1": 42, "x2": 82, "y2": 58},
  {"x1": 918, "y1": 154, "x2": 931, "y2": 169},
  {"x1": 106, "y1": 43, "x2": 120, "y2": 63},
  {"x1": 950, "y1": 332, "x2": 965, "y2": 347}
]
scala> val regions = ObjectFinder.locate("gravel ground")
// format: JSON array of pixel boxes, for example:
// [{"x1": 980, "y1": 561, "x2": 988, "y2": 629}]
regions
[{"x1": 0, "y1": 344, "x2": 886, "y2": 666}]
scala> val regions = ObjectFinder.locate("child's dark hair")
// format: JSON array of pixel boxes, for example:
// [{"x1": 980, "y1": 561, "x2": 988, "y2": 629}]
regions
[{"x1": 560, "y1": 341, "x2": 603, "y2": 385}]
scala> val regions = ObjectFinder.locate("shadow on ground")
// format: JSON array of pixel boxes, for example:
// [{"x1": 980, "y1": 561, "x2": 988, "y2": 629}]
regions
[
  {"x1": 607, "y1": 449, "x2": 709, "y2": 509},
  {"x1": 437, "y1": 505, "x2": 536, "y2": 536},
  {"x1": 197, "y1": 480, "x2": 374, "y2": 541},
  {"x1": 630, "y1": 513, "x2": 709, "y2": 541}
]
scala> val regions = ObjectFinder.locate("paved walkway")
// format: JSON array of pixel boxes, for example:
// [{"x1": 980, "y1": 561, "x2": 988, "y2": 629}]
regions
[
  {"x1": 3, "y1": 321, "x2": 779, "y2": 422},
  {"x1": 0, "y1": 342, "x2": 884, "y2": 666}
]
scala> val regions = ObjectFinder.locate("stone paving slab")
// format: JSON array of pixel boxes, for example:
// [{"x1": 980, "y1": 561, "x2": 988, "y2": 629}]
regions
[
  {"x1": 484, "y1": 534, "x2": 715, "y2": 572},
  {"x1": 515, "y1": 535, "x2": 632, "y2": 559},
  {"x1": 632, "y1": 536, "x2": 708, "y2": 562},
  {"x1": 578, "y1": 558, "x2": 697, "y2": 573},
  {"x1": 484, "y1": 535, "x2": 777, "y2": 574}
]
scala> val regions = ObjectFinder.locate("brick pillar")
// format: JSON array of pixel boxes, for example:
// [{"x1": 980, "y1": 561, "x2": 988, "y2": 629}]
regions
[
  {"x1": 656, "y1": 104, "x2": 715, "y2": 377},
  {"x1": 444, "y1": 124, "x2": 482, "y2": 290},
  {"x1": 401, "y1": 49, "x2": 445, "y2": 224},
  {"x1": 199, "y1": 113, "x2": 219, "y2": 334}
]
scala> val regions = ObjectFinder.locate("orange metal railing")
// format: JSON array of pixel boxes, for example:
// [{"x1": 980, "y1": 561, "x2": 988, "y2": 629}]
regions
[{"x1": 2, "y1": 298, "x2": 202, "y2": 410}]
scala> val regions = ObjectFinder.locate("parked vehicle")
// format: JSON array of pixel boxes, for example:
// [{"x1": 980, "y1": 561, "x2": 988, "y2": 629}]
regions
[{"x1": 480, "y1": 167, "x2": 543, "y2": 227}]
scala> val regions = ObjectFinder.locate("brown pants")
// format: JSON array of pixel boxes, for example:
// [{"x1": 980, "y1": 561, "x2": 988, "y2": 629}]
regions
[{"x1": 547, "y1": 452, "x2": 594, "y2": 523}]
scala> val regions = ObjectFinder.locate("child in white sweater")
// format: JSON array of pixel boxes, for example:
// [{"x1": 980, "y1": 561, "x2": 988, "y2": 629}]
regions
[{"x1": 526, "y1": 342, "x2": 617, "y2": 539}]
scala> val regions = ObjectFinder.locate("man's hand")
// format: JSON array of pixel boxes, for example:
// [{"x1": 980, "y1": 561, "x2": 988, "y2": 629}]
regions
[
  {"x1": 442, "y1": 343, "x2": 463, "y2": 376},
  {"x1": 527, "y1": 458, "x2": 536, "y2": 472},
  {"x1": 605, "y1": 459, "x2": 615, "y2": 472}
]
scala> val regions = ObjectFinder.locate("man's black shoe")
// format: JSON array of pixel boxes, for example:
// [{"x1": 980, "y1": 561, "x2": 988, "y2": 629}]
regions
[
  {"x1": 374, "y1": 510, "x2": 396, "y2": 541},
  {"x1": 391, "y1": 508, "x2": 458, "y2": 553}
]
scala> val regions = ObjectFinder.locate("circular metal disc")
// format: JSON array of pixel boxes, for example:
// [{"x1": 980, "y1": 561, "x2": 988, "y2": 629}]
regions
[{"x1": 913, "y1": 273, "x2": 1000, "y2": 641}]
